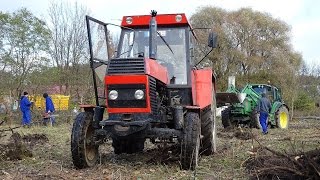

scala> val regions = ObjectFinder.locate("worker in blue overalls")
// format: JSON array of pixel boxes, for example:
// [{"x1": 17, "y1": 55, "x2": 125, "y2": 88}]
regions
[
  {"x1": 43, "y1": 93, "x2": 56, "y2": 126},
  {"x1": 20, "y1": 92, "x2": 32, "y2": 127},
  {"x1": 257, "y1": 93, "x2": 272, "y2": 134}
]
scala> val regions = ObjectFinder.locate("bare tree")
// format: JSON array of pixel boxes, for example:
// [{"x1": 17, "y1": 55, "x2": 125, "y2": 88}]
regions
[{"x1": 47, "y1": 1, "x2": 90, "y2": 95}]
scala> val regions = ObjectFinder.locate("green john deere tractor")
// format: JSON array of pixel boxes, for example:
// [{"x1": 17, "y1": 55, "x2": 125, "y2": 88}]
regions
[{"x1": 216, "y1": 81, "x2": 289, "y2": 129}]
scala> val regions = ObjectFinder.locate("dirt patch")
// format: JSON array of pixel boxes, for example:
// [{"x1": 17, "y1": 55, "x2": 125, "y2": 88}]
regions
[
  {"x1": 233, "y1": 128, "x2": 255, "y2": 140},
  {"x1": 244, "y1": 147, "x2": 320, "y2": 179},
  {"x1": 218, "y1": 128, "x2": 255, "y2": 140},
  {"x1": 146, "y1": 144, "x2": 180, "y2": 165},
  {"x1": 22, "y1": 133, "x2": 49, "y2": 147},
  {"x1": 0, "y1": 132, "x2": 49, "y2": 161},
  {"x1": 220, "y1": 126, "x2": 234, "y2": 132},
  {"x1": 217, "y1": 132, "x2": 234, "y2": 139},
  {"x1": 0, "y1": 133, "x2": 33, "y2": 160}
]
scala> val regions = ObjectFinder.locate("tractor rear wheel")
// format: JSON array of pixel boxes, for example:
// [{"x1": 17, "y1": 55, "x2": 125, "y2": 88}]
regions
[
  {"x1": 221, "y1": 107, "x2": 232, "y2": 128},
  {"x1": 71, "y1": 111, "x2": 99, "y2": 169},
  {"x1": 112, "y1": 136, "x2": 145, "y2": 154},
  {"x1": 276, "y1": 106, "x2": 289, "y2": 129},
  {"x1": 200, "y1": 105, "x2": 217, "y2": 155},
  {"x1": 181, "y1": 112, "x2": 201, "y2": 170}
]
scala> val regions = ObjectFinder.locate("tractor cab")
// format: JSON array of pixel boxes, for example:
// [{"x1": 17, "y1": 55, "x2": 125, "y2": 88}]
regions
[
  {"x1": 117, "y1": 24, "x2": 188, "y2": 84},
  {"x1": 250, "y1": 84, "x2": 282, "y2": 103}
]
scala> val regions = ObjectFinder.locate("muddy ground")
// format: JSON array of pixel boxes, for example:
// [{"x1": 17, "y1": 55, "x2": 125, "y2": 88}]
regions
[{"x1": 0, "y1": 118, "x2": 319, "y2": 179}]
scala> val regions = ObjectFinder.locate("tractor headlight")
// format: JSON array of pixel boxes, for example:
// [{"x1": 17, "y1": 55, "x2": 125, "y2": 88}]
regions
[
  {"x1": 108, "y1": 90, "x2": 118, "y2": 100},
  {"x1": 134, "y1": 89, "x2": 144, "y2": 100}
]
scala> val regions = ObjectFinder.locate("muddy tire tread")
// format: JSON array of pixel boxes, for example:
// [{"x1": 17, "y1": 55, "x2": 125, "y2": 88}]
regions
[
  {"x1": 181, "y1": 112, "x2": 200, "y2": 170},
  {"x1": 71, "y1": 112, "x2": 98, "y2": 169}
]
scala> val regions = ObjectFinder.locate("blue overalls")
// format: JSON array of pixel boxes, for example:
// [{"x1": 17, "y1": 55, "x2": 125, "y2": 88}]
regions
[
  {"x1": 45, "y1": 96, "x2": 56, "y2": 125},
  {"x1": 20, "y1": 96, "x2": 32, "y2": 126}
]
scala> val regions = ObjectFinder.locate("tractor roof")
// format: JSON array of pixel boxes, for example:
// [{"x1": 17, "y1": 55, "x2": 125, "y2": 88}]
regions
[{"x1": 121, "y1": 13, "x2": 190, "y2": 28}]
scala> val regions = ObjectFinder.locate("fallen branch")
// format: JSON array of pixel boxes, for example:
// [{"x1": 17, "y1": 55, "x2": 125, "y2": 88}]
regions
[
  {"x1": 253, "y1": 134, "x2": 306, "y2": 171},
  {"x1": 255, "y1": 166, "x2": 307, "y2": 177},
  {"x1": 0, "y1": 126, "x2": 21, "y2": 133},
  {"x1": 243, "y1": 132, "x2": 320, "y2": 179},
  {"x1": 293, "y1": 116, "x2": 320, "y2": 120}
]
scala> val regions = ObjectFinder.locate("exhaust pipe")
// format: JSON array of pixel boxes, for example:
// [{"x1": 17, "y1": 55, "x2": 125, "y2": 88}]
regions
[{"x1": 149, "y1": 10, "x2": 157, "y2": 60}]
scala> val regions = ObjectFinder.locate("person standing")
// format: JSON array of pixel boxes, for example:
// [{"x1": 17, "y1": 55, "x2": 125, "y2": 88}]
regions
[
  {"x1": 43, "y1": 93, "x2": 56, "y2": 126},
  {"x1": 257, "y1": 93, "x2": 272, "y2": 135},
  {"x1": 20, "y1": 92, "x2": 32, "y2": 127}
]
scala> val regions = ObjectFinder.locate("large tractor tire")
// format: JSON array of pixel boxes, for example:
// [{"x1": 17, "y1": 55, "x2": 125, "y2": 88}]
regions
[
  {"x1": 71, "y1": 112, "x2": 99, "y2": 169},
  {"x1": 181, "y1": 112, "x2": 201, "y2": 170},
  {"x1": 275, "y1": 106, "x2": 289, "y2": 129},
  {"x1": 200, "y1": 105, "x2": 217, "y2": 155},
  {"x1": 112, "y1": 136, "x2": 145, "y2": 154},
  {"x1": 221, "y1": 107, "x2": 232, "y2": 128}
]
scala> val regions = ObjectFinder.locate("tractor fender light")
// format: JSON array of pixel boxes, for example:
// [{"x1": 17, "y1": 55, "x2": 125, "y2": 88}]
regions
[
  {"x1": 109, "y1": 90, "x2": 118, "y2": 100},
  {"x1": 134, "y1": 90, "x2": 144, "y2": 100}
]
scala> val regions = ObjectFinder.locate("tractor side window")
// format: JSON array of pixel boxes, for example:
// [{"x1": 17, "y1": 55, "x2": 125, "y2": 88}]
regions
[
  {"x1": 189, "y1": 31, "x2": 196, "y2": 65},
  {"x1": 275, "y1": 89, "x2": 282, "y2": 101}
]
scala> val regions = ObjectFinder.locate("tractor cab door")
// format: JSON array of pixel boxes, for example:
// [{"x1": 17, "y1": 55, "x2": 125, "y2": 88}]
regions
[
  {"x1": 86, "y1": 16, "x2": 111, "y2": 106},
  {"x1": 273, "y1": 87, "x2": 282, "y2": 102}
]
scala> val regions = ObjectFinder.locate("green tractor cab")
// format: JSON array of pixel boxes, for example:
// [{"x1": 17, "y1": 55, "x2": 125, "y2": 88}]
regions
[{"x1": 216, "y1": 82, "x2": 289, "y2": 129}]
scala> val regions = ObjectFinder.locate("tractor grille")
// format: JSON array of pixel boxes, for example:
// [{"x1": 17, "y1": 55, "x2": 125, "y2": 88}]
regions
[
  {"x1": 149, "y1": 77, "x2": 157, "y2": 115},
  {"x1": 107, "y1": 58, "x2": 145, "y2": 74}
]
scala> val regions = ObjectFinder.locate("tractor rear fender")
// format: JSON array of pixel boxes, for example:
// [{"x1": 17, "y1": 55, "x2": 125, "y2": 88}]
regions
[
  {"x1": 185, "y1": 106, "x2": 201, "y2": 114},
  {"x1": 270, "y1": 102, "x2": 288, "y2": 114},
  {"x1": 191, "y1": 69, "x2": 213, "y2": 109}
]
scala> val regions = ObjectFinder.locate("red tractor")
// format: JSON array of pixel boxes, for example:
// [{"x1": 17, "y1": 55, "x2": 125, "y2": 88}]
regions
[{"x1": 71, "y1": 10, "x2": 218, "y2": 170}]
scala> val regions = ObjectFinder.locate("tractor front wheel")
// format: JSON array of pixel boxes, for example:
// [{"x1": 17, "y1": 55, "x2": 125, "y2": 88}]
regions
[
  {"x1": 181, "y1": 112, "x2": 201, "y2": 170},
  {"x1": 71, "y1": 111, "x2": 99, "y2": 169},
  {"x1": 276, "y1": 106, "x2": 289, "y2": 129},
  {"x1": 200, "y1": 105, "x2": 217, "y2": 155}
]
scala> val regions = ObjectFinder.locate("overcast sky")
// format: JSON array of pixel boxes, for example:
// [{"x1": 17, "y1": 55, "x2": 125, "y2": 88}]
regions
[{"x1": 1, "y1": 0, "x2": 319, "y2": 66}]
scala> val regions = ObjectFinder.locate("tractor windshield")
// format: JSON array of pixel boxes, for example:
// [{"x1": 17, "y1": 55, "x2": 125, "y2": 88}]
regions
[{"x1": 117, "y1": 27, "x2": 187, "y2": 84}]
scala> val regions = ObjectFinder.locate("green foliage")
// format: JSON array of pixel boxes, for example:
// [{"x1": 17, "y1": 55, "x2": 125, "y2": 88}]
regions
[
  {"x1": 294, "y1": 91, "x2": 315, "y2": 111},
  {"x1": 0, "y1": 8, "x2": 50, "y2": 97},
  {"x1": 190, "y1": 7, "x2": 302, "y2": 104}
]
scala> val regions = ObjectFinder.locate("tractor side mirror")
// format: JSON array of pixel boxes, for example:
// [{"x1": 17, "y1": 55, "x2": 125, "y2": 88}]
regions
[{"x1": 208, "y1": 32, "x2": 218, "y2": 48}]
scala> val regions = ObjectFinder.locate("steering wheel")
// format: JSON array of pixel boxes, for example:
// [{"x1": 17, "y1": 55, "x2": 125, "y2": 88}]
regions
[{"x1": 133, "y1": 52, "x2": 145, "y2": 57}]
